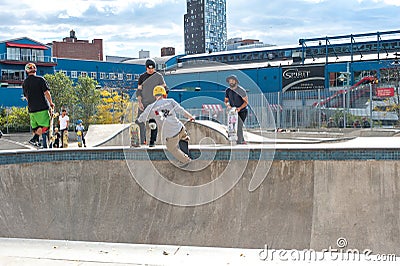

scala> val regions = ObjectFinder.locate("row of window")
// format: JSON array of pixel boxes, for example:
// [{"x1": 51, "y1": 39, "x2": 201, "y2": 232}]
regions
[
  {"x1": 183, "y1": 40, "x2": 400, "y2": 64},
  {"x1": 57, "y1": 70, "x2": 138, "y2": 81},
  {"x1": 0, "y1": 69, "x2": 140, "y2": 82}
]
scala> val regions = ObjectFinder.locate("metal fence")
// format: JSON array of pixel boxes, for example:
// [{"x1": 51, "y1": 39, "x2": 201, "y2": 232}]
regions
[{"x1": 186, "y1": 88, "x2": 400, "y2": 130}]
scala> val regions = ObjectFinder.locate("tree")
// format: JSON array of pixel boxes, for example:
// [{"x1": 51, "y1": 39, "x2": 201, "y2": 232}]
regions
[
  {"x1": 44, "y1": 72, "x2": 76, "y2": 114},
  {"x1": 0, "y1": 107, "x2": 30, "y2": 132},
  {"x1": 74, "y1": 76, "x2": 101, "y2": 125},
  {"x1": 94, "y1": 89, "x2": 130, "y2": 124}
]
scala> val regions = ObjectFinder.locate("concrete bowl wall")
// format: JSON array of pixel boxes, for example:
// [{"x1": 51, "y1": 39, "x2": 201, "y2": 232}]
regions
[{"x1": 0, "y1": 148, "x2": 399, "y2": 255}]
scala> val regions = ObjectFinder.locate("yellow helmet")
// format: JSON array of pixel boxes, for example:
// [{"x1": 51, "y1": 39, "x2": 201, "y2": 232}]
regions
[{"x1": 153, "y1": 85, "x2": 166, "y2": 96}]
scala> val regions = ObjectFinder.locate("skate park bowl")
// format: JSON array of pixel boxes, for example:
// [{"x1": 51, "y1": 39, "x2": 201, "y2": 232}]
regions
[
  {"x1": 80, "y1": 121, "x2": 335, "y2": 147},
  {"x1": 0, "y1": 144, "x2": 400, "y2": 256},
  {"x1": 81, "y1": 121, "x2": 232, "y2": 147}
]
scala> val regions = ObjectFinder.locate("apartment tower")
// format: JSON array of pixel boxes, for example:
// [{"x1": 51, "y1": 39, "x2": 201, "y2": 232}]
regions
[{"x1": 184, "y1": 0, "x2": 227, "y2": 55}]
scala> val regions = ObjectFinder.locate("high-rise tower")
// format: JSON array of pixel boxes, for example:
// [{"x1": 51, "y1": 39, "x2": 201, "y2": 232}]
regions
[{"x1": 184, "y1": 0, "x2": 227, "y2": 55}]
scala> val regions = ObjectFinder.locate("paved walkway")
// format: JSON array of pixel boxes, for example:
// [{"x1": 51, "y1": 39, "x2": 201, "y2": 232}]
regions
[{"x1": 0, "y1": 238, "x2": 393, "y2": 265}]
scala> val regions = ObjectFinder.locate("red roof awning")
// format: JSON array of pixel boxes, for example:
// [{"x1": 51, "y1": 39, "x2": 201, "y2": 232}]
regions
[{"x1": 6, "y1": 42, "x2": 48, "y2": 50}]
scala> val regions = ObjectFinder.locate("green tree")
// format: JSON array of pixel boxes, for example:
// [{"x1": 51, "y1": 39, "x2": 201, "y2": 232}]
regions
[
  {"x1": 0, "y1": 107, "x2": 30, "y2": 132},
  {"x1": 44, "y1": 72, "x2": 76, "y2": 114},
  {"x1": 74, "y1": 76, "x2": 101, "y2": 124}
]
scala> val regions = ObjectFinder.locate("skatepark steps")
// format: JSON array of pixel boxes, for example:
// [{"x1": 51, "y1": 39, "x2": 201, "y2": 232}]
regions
[{"x1": 0, "y1": 147, "x2": 399, "y2": 255}]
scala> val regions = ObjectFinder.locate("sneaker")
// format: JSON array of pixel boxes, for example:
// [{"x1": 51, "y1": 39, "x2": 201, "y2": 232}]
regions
[
  {"x1": 28, "y1": 140, "x2": 39, "y2": 146},
  {"x1": 149, "y1": 142, "x2": 155, "y2": 148},
  {"x1": 237, "y1": 141, "x2": 247, "y2": 145}
]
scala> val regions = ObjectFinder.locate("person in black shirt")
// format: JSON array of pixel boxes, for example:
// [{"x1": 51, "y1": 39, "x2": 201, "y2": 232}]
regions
[
  {"x1": 22, "y1": 63, "x2": 54, "y2": 146},
  {"x1": 136, "y1": 58, "x2": 166, "y2": 147},
  {"x1": 224, "y1": 74, "x2": 248, "y2": 144}
]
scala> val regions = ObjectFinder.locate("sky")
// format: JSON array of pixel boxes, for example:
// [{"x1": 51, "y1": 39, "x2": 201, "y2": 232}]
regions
[{"x1": 0, "y1": 0, "x2": 399, "y2": 59}]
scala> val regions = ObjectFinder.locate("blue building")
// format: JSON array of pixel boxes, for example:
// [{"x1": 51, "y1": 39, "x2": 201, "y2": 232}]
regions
[{"x1": 1, "y1": 30, "x2": 400, "y2": 113}]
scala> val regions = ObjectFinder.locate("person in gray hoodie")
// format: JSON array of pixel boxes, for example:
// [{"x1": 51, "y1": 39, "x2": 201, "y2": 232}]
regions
[{"x1": 137, "y1": 86, "x2": 195, "y2": 165}]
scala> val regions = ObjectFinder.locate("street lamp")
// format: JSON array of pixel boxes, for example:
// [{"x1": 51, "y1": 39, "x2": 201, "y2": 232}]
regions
[{"x1": 338, "y1": 72, "x2": 350, "y2": 128}]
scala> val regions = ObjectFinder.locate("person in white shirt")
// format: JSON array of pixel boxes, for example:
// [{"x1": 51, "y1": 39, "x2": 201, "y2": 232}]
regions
[
  {"x1": 138, "y1": 86, "x2": 194, "y2": 165},
  {"x1": 58, "y1": 109, "x2": 69, "y2": 148}
]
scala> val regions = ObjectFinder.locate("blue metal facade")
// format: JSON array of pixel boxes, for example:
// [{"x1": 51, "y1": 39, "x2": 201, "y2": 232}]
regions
[{"x1": 1, "y1": 31, "x2": 400, "y2": 109}]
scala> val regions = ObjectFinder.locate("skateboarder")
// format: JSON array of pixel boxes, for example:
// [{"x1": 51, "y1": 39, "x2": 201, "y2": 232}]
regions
[
  {"x1": 136, "y1": 58, "x2": 166, "y2": 147},
  {"x1": 22, "y1": 62, "x2": 55, "y2": 146},
  {"x1": 224, "y1": 74, "x2": 248, "y2": 144},
  {"x1": 75, "y1": 119, "x2": 87, "y2": 147},
  {"x1": 137, "y1": 86, "x2": 194, "y2": 165},
  {"x1": 58, "y1": 109, "x2": 69, "y2": 148}
]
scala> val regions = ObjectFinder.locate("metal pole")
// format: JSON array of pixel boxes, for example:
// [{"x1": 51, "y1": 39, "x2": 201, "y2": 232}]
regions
[
  {"x1": 277, "y1": 92, "x2": 281, "y2": 129},
  {"x1": 6, "y1": 108, "x2": 9, "y2": 134},
  {"x1": 295, "y1": 91, "x2": 298, "y2": 129},
  {"x1": 343, "y1": 89, "x2": 346, "y2": 128},
  {"x1": 318, "y1": 89, "x2": 321, "y2": 128},
  {"x1": 369, "y1": 82, "x2": 373, "y2": 130}
]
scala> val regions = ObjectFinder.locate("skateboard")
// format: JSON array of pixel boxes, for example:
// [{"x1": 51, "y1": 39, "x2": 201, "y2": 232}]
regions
[
  {"x1": 77, "y1": 130, "x2": 83, "y2": 147},
  {"x1": 48, "y1": 109, "x2": 59, "y2": 148},
  {"x1": 130, "y1": 123, "x2": 140, "y2": 147},
  {"x1": 227, "y1": 107, "x2": 238, "y2": 143},
  {"x1": 63, "y1": 130, "x2": 69, "y2": 148}
]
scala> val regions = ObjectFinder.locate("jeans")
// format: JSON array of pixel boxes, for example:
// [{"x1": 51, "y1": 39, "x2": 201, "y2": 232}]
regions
[
  {"x1": 137, "y1": 107, "x2": 157, "y2": 145},
  {"x1": 237, "y1": 109, "x2": 248, "y2": 143}
]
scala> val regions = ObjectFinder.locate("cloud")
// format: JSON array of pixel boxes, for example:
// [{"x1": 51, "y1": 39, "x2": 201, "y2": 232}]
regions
[{"x1": 0, "y1": 0, "x2": 398, "y2": 58}]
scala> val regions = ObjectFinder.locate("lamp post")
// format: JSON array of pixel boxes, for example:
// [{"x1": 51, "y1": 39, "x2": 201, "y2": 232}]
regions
[{"x1": 338, "y1": 71, "x2": 350, "y2": 128}]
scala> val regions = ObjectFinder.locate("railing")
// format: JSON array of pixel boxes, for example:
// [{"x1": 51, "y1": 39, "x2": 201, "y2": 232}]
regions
[{"x1": 0, "y1": 54, "x2": 57, "y2": 64}]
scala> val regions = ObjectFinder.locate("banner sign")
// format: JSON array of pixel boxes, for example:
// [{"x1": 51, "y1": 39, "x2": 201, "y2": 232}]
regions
[
  {"x1": 376, "y1": 87, "x2": 395, "y2": 97},
  {"x1": 282, "y1": 65, "x2": 325, "y2": 92}
]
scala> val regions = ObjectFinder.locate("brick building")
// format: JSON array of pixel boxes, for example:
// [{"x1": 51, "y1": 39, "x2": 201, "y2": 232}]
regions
[
  {"x1": 51, "y1": 30, "x2": 103, "y2": 61},
  {"x1": 161, "y1": 47, "x2": 175, "y2": 57}
]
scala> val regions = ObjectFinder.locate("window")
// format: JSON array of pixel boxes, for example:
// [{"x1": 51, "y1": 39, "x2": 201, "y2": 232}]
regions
[
  {"x1": 109, "y1": 73, "x2": 116, "y2": 80},
  {"x1": 134, "y1": 74, "x2": 140, "y2": 80},
  {"x1": 7, "y1": 47, "x2": 20, "y2": 60},
  {"x1": 71, "y1": 71, "x2": 77, "y2": 78},
  {"x1": 118, "y1": 73, "x2": 123, "y2": 80},
  {"x1": 32, "y1": 49, "x2": 44, "y2": 62},
  {"x1": 21, "y1": 48, "x2": 31, "y2": 61},
  {"x1": 126, "y1": 74, "x2": 132, "y2": 80},
  {"x1": 1, "y1": 69, "x2": 25, "y2": 81},
  {"x1": 91, "y1": 72, "x2": 97, "y2": 79},
  {"x1": 80, "y1": 71, "x2": 87, "y2": 77},
  {"x1": 100, "y1": 72, "x2": 106, "y2": 79}
]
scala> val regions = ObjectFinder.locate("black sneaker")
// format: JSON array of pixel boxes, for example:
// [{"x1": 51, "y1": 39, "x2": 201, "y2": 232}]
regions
[
  {"x1": 149, "y1": 142, "x2": 155, "y2": 147},
  {"x1": 28, "y1": 140, "x2": 38, "y2": 146}
]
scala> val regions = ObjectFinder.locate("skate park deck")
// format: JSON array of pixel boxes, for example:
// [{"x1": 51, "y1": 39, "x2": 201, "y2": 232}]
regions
[{"x1": 1, "y1": 137, "x2": 400, "y2": 261}]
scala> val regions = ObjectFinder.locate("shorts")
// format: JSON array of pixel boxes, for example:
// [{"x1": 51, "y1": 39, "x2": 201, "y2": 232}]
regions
[{"x1": 30, "y1": 109, "x2": 50, "y2": 130}]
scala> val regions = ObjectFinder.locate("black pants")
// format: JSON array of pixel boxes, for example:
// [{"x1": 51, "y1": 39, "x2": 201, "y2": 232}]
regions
[
  {"x1": 237, "y1": 109, "x2": 248, "y2": 143},
  {"x1": 137, "y1": 107, "x2": 157, "y2": 145}
]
